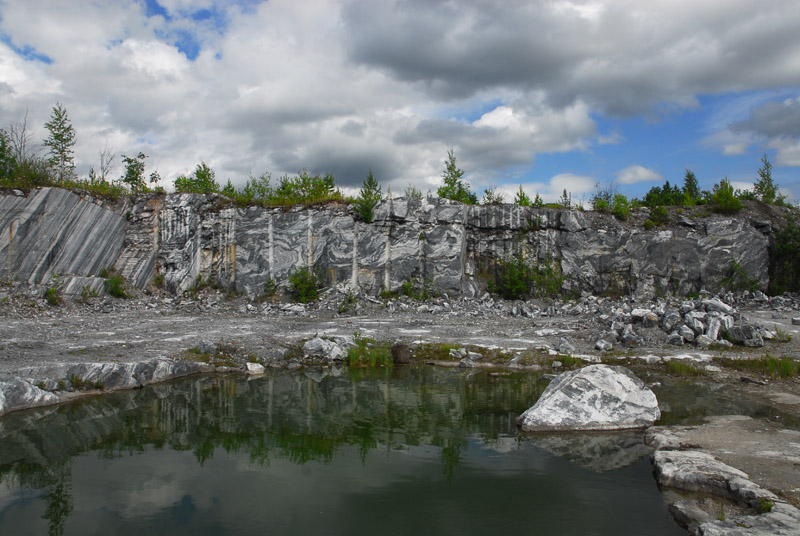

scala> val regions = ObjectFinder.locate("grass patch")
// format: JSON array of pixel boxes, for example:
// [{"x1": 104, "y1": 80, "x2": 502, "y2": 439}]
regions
[
  {"x1": 69, "y1": 375, "x2": 104, "y2": 390},
  {"x1": 665, "y1": 360, "x2": 706, "y2": 376},
  {"x1": 716, "y1": 355, "x2": 800, "y2": 379},
  {"x1": 347, "y1": 334, "x2": 392, "y2": 367}
]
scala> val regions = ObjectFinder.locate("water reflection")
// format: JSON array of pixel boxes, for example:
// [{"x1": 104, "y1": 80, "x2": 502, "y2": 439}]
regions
[{"x1": 0, "y1": 368, "x2": 684, "y2": 536}]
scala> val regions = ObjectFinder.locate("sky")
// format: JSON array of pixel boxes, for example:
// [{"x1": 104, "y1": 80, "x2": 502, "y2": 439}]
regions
[{"x1": 1, "y1": 0, "x2": 799, "y2": 204}]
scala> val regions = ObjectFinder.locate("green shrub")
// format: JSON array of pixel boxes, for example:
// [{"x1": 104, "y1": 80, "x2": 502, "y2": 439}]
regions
[
  {"x1": 612, "y1": 193, "x2": 631, "y2": 220},
  {"x1": 487, "y1": 251, "x2": 563, "y2": 300},
  {"x1": 648, "y1": 205, "x2": 669, "y2": 226},
  {"x1": 347, "y1": 334, "x2": 392, "y2": 367},
  {"x1": 289, "y1": 267, "x2": 319, "y2": 303},
  {"x1": 103, "y1": 269, "x2": 128, "y2": 298},
  {"x1": 711, "y1": 178, "x2": 742, "y2": 213},
  {"x1": 263, "y1": 278, "x2": 277, "y2": 296},
  {"x1": 173, "y1": 162, "x2": 220, "y2": 194},
  {"x1": 769, "y1": 214, "x2": 800, "y2": 295},
  {"x1": 718, "y1": 258, "x2": 759, "y2": 292},
  {"x1": 514, "y1": 185, "x2": 532, "y2": 206},
  {"x1": 45, "y1": 285, "x2": 62, "y2": 306}
]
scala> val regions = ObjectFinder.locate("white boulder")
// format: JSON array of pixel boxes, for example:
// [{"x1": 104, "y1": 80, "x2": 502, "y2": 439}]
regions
[{"x1": 517, "y1": 364, "x2": 661, "y2": 432}]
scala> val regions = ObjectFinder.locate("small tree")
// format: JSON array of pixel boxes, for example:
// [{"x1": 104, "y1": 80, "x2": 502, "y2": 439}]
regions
[
  {"x1": 437, "y1": 149, "x2": 477, "y2": 205},
  {"x1": 120, "y1": 152, "x2": 147, "y2": 193},
  {"x1": 514, "y1": 185, "x2": 532, "y2": 206},
  {"x1": 43, "y1": 102, "x2": 76, "y2": 183},
  {"x1": 558, "y1": 188, "x2": 571, "y2": 208},
  {"x1": 482, "y1": 187, "x2": 504, "y2": 205},
  {"x1": 754, "y1": 154, "x2": 778, "y2": 204},
  {"x1": 0, "y1": 129, "x2": 13, "y2": 182},
  {"x1": 355, "y1": 169, "x2": 382, "y2": 223},
  {"x1": 682, "y1": 169, "x2": 700, "y2": 204},
  {"x1": 711, "y1": 177, "x2": 742, "y2": 213},
  {"x1": 174, "y1": 161, "x2": 220, "y2": 194}
]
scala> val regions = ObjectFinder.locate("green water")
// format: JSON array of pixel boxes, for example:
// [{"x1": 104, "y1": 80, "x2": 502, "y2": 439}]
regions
[{"x1": 0, "y1": 367, "x2": 684, "y2": 535}]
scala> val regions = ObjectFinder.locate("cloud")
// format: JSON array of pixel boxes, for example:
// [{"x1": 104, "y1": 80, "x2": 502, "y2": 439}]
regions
[
  {"x1": 616, "y1": 165, "x2": 663, "y2": 185},
  {"x1": 0, "y1": 0, "x2": 798, "y2": 195},
  {"x1": 722, "y1": 143, "x2": 748, "y2": 155},
  {"x1": 731, "y1": 96, "x2": 800, "y2": 138}
]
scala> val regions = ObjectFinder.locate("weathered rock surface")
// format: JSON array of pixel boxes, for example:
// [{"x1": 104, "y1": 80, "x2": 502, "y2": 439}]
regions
[
  {"x1": 0, "y1": 189, "x2": 783, "y2": 299},
  {"x1": 517, "y1": 364, "x2": 660, "y2": 431},
  {"x1": 0, "y1": 358, "x2": 214, "y2": 417},
  {"x1": 647, "y1": 416, "x2": 800, "y2": 535},
  {"x1": 0, "y1": 188, "x2": 127, "y2": 285}
]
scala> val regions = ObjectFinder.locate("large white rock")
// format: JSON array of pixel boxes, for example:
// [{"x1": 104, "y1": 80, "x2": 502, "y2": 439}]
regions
[{"x1": 517, "y1": 364, "x2": 660, "y2": 432}]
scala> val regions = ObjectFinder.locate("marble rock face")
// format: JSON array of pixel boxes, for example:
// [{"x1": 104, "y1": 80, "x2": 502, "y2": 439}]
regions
[
  {"x1": 0, "y1": 190, "x2": 778, "y2": 299},
  {"x1": 517, "y1": 364, "x2": 661, "y2": 432}
]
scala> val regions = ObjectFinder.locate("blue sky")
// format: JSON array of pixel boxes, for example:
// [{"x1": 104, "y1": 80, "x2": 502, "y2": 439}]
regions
[{"x1": 1, "y1": 0, "x2": 799, "y2": 203}]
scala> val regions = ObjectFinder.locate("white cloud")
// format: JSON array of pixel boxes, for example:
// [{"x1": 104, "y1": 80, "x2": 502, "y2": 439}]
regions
[
  {"x1": 723, "y1": 143, "x2": 748, "y2": 155},
  {"x1": 616, "y1": 165, "x2": 663, "y2": 185}
]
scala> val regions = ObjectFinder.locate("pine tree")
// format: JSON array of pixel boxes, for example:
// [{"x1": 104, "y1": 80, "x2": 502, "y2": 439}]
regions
[
  {"x1": 356, "y1": 169, "x2": 382, "y2": 222},
  {"x1": 682, "y1": 169, "x2": 700, "y2": 204},
  {"x1": 754, "y1": 153, "x2": 777, "y2": 204},
  {"x1": 514, "y1": 185, "x2": 532, "y2": 206},
  {"x1": 43, "y1": 102, "x2": 76, "y2": 183},
  {"x1": 437, "y1": 149, "x2": 476, "y2": 204}
]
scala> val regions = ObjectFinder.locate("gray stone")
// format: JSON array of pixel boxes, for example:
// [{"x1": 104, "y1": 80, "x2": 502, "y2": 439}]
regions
[
  {"x1": 666, "y1": 332, "x2": 685, "y2": 346},
  {"x1": 556, "y1": 337, "x2": 575, "y2": 354},
  {"x1": 595, "y1": 339, "x2": 613, "y2": 352},
  {"x1": 302, "y1": 336, "x2": 345, "y2": 362},
  {"x1": 792, "y1": 317, "x2": 800, "y2": 326},
  {"x1": 246, "y1": 362, "x2": 265, "y2": 375},
  {"x1": 703, "y1": 298, "x2": 733, "y2": 314},
  {"x1": 517, "y1": 364, "x2": 660, "y2": 432},
  {"x1": 662, "y1": 310, "x2": 683, "y2": 332},
  {"x1": 391, "y1": 343, "x2": 411, "y2": 364}
]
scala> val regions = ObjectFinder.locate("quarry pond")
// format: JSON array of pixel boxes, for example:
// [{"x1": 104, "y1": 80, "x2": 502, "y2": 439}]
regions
[{"x1": 4, "y1": 367, "x2": 793, "y2": 536}]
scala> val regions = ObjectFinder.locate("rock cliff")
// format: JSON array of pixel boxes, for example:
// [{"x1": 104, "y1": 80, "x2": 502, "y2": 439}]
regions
[{"x1": 0, "y1": 187, "x2": 783, "y2": 299}]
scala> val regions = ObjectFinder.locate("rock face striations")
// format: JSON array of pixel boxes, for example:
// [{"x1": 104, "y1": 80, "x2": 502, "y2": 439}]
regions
[{"x1": 0, "y1": 188, "x2": 781, "y2": 299}]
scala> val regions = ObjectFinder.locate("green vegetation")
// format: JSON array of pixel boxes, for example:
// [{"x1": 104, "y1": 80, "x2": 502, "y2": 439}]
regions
[
  {"x1": 487, "y1": 251, "x2": 563, "y2": 300},
  {"x1": 45, "y1": 285, "x2": 62, "y2": 306},
  {"x1": 758, "y1": 497, "x2": 774, "y2": 513},
  {"x1": 398, "y1": 277, "x2": 439, "y2": 301},
  {"x1": 769, "y1": 213, "x2": 800, "y2": 295},
  {"x1": 665, "y1": 360, "x2": 705, "y2": 376},
  {"x1": 711, "y1": 177, "x2": 743, "y2": 213},
  {"x1": 225, "y1": 169, "x2": 344, "y2": 206},
  {"x1": 263, "y1": 278, "x2": 277, "y2": 296},
  {"x1": 718, "y1": 258, "x2": 759, "y2": 292},
  {"x1": 558, "y1": 188, "x2": 571, "y2": 208},
  {"x1": 437, "y1": 149, "x2": 477, "y2": 205},
  {"x1": 611, "y1": 193, "x2": 631, "y2": 220},
  {"x1": 644, "y1": 205, "x2": 669, "y2": 229},
  {"x1": 69, "y1": 374, "x2": 103, "y2": 391},
  {"x1": 716, "y1": 355, "x2": 800, "y2": 379},
  {"x1": 103, "y1": 269, "x2": 128, "y2": 298},
  {"x1": 404, "y1": 184, "x2": 422, "y2": 198},
  {"x1": 347, "y1": 334, "x2": 392, "y2": 367},
  {"x1": 120, "y1": 152, "x2": 148, "y2": 193},
  {"x1": 753, "y1": 154, "x2": 783, "y2": 205},
  {"x1": 481, "y1": 187, "x2": 504, "y2": 205},
  {"x1": 43, "y1": 102, "x2": 76, "y2": 183},
  {"x1": 355, "y1": 169, "x2": 382, "y2": 223},
  {"x1": 514, "y1": 186, "x2": 532, "y2": 206},
  {"x1": 174, "y1": 162, "x2": 220, "y2": 194},
  {"x1": 289, "y1": 267, "x2": 320, "y2": 303}
]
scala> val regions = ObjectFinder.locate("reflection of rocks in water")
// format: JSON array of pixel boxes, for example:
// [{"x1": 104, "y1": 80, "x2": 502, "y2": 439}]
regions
[{"x1": 525, "y1": 430, "x2": 651, "y2": 472}]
